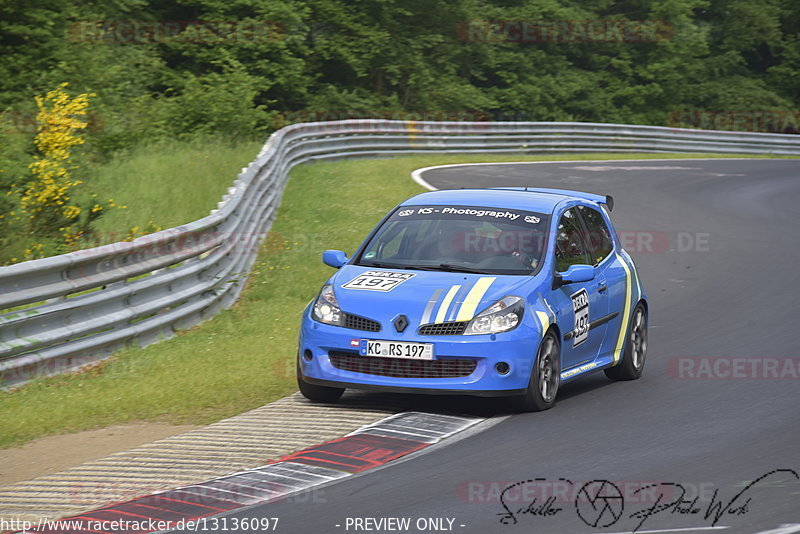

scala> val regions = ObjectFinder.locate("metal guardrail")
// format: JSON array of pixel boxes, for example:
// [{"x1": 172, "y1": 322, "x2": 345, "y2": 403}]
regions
[{"x1": 2, "y1": 120, "x2": 799, "y2": 387}]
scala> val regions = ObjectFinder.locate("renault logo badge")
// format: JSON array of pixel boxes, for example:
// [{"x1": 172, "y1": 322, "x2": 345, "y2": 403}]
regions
[{"x1": 394, "y1": 315, "x2": 409, "y2": 333}]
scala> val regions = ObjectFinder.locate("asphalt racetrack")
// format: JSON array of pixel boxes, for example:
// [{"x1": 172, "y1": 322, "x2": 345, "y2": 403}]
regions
[{"x1": 181, "y1": 159, "x2": 800, "y2": 534}]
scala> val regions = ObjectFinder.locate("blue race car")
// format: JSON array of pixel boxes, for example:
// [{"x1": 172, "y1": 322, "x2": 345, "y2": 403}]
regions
[{"x1": 297, "y1": 187, "x2": 647, "y2": 411}]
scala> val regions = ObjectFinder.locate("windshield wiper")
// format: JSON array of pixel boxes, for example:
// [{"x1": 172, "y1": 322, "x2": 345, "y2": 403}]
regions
[
  {"x1": 359, "y1": 260, "x2": 405, "y2": 268},
  {"x1": 359, "y1": 261, "x2": 438, "y2": 271},
  {"x1": 437, "y1": 263, "x2": 492, "y2": 274},
  {"x1": 359, "y1": 260, "x2": 490, "y2": 274}
]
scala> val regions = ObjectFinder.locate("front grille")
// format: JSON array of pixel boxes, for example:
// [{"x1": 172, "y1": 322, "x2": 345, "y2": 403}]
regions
[
  {"x1": 343, "y1": 314, "x2": 381, "y2": 332},
  {"x1": 328, "y1": 351, "x2": 477, "y2": 378},
  {"x1": 418, "y1": 321, "x2": 469, "y2": 335}
]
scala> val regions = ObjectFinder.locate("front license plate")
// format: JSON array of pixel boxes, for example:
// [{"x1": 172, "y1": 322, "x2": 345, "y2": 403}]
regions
[{"x1": 359, "y1": 339, "x2": 434, "y2": 360}]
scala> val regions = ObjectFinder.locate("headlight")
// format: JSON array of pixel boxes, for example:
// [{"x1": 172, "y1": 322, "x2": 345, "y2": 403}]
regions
[
  {"x1": 312, "y1": 284, "x2": 343, "y2": 326},
  {"x1": 464, "y1": 296, "x2": 524, "y2": 335}
]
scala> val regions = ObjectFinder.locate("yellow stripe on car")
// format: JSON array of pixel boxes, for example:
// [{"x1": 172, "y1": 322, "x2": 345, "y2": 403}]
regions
[
  {"x1": 630, "y1": 253, "x2": 642, "y2": 300},
  {"x1": 455, "y1": 277, "x2": 497, "y2": 322},
  {"x1": 612, "y1": 253, "x2": 633, "y2": 363},
  {"x1": 435, "y1": 285, "x2": 461, "y2": 323},
  {"x1": 534, "y1": 310, "x2": 551, "y2": 335}
]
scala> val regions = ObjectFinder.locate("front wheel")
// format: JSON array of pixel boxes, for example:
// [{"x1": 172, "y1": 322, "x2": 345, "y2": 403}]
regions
[
  {"x1": 509, "y1": 330, "x2": 561, "y2": 412},
  {"x1": 297, "y1": 365, "x2": 345, "y2": 403},
  {"x1": 605, "y1": 302, "x2": 647, "y2": 381}
]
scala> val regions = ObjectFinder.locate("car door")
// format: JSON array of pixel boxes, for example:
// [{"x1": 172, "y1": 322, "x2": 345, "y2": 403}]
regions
[
  {"x1": 587, "y1": 205, "x2": 637, "y2": 360},
  {"x1": 575, "y1": 204, "x2": 617, "y2": 358},
  {"x1": 550, "y1": 206, "x2": 610, "y2": 372}
]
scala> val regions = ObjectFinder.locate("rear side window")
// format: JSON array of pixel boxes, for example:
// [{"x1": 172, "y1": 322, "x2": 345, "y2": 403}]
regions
[
  {"x1": 555, "y1": 208, "x2": 592, "y2": 272},
  {"x1": 578, "y1": 205, "x2": 614, "y2": 265}
]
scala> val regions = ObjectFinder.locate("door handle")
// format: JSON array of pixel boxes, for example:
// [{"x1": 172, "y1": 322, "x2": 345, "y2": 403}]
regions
[{"x1": 597, "y1": 284, "x2": 607, "y2": 293}]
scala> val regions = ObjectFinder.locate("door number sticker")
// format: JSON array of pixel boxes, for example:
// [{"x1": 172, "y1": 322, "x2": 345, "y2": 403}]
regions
[
  {"x1": 342, "y1": 270, "x2": 416, "y2": 292},
  {"x1": 570, "y1": 288, "x2": 590, "y2": 347}
]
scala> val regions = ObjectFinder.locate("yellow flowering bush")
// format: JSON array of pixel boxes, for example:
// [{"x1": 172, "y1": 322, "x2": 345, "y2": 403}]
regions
[
  {"x1": 22, "y1": 83, "x2": 92, "y2": 234},
  {"x1": 8, "y1": 83, "x2": 117, "y2": 260}
]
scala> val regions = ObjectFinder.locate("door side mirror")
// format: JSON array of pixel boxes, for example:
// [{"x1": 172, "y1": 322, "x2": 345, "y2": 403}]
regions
[
  {"x1": 553, "y1": 264, "x2": 595, "y2": 289},
  {"x1": 322, "y1": 250, "x2": 348, "y2": 268}
]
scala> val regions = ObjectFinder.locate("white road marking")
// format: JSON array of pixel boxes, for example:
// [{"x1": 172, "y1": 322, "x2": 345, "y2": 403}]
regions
[
  {"x1": 568, "y1": 165, "x2": 701, "y2": 171},
  {"x1": 410, "y1": 158, "x2": 786, "y2": 191},
  {"x1": 753, "y1": 524, "x2": 800, "y2": 534}
]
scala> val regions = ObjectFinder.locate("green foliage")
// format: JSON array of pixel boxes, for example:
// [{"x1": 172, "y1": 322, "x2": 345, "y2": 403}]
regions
[
  {"x1": 2, "y1": 0, "x2": 799, "y2": 136},
  {"x1": 1, "y1": 0, "x2": 800, "y2": 261},
  {"x1": 0, "y1": 84, "x2": 120, "y2": 262},
  {"x1": 158, "y1": 58, "x2": 273, "y2": 139},
  {"x1": 86, "y1": 137, "x2": 262, "y2": 234},
  {"x1": 0, "y1": 117, "x2": 33, "y2": 256}
]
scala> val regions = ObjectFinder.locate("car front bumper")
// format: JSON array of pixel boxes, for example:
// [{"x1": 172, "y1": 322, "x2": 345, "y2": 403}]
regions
[{"x1": 297, "y1": 306, "x2": 540, "y2": 396}]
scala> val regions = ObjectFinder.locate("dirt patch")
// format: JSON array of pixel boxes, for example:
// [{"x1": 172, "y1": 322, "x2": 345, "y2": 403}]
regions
[{"x1": 0, "y1": 423, "x2": 199, "y2": 487}]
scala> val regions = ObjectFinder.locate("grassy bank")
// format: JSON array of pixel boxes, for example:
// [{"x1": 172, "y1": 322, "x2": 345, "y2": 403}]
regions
[
  {"x1": 0, "y1": 150, "x2": 784, "y2": 448},
  {"x1": 87, "y1": 138, "x2": 264, "y2": 235}
]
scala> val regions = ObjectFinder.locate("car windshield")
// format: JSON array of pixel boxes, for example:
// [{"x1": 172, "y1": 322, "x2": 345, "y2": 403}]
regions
[{"x1": 357, "y1": 204, "x2": 550, "y2": 275}]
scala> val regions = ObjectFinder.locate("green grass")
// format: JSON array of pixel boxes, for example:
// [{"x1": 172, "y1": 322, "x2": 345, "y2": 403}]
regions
[
  {"x1": 86, "y1": 137, "x2": 264, "y2": 235},
  {"x1": 0, "y1": 150, "x2": 791, "y2": 448},
  {"x1": 0, "y1": 138, "x2": 263, "y2": 265}
]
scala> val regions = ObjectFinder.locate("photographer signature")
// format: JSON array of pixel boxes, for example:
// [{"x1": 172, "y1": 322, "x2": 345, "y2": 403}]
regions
[{"x1": 496, "y1": 468, "x2": 798, "y2": 531}]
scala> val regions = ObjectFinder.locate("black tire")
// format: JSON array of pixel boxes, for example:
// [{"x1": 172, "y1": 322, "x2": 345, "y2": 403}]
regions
[
  {"x1": 509, "y1": 330, "x2": 561, "y2": 412},
  {"x1": 297, "y1": 364, "x2": 345, "y2": 403},
  {"x1": 605, "y1": 302, "x2": 647, "y2": 381}
]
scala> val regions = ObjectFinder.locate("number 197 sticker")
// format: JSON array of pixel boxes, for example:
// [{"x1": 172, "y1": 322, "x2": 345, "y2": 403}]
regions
[
  {"x1": 342, "y1": 270, "x2": 416, "y2": 292},
  {"x1": 570, "y1": 288, "x2": 590, "y2": 347}
]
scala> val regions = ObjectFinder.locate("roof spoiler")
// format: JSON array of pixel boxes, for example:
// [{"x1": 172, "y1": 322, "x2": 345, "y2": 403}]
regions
[{"x1": 498, "y1": 187, "x2": 615, "y2": 211}]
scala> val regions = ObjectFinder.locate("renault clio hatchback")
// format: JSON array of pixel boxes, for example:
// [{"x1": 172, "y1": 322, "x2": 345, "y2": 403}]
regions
[{"x1": 297, "y1": 188, "x2": 647, "y2": 411}]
